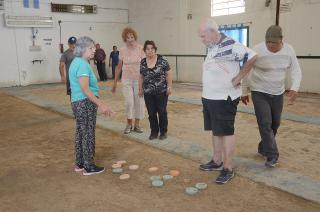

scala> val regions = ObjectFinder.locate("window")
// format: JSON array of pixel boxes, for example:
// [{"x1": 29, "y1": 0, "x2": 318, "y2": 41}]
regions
[
  {"x1": 219, "y1": 25, "x2": 248, "y2": 46},
  {"x1": 211, "y1": 0, "x2": 245, "y2": 17}
]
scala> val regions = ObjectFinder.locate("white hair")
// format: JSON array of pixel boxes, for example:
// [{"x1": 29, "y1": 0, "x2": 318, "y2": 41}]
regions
[
  {"x1": 74, "y1": 36, "x2": 95, "y2": 57},
  {"x1": 204, "y1": 18, "x2": 219, "y2": 32}
]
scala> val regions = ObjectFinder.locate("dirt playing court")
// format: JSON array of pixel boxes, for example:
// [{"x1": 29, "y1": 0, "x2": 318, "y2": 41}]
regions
[
  {"x1": 22, "y1": 82, "x2": 320, "y2": 181},
  {"x1": 1, "y1": 89, "x2": 320, "y2": 211}
]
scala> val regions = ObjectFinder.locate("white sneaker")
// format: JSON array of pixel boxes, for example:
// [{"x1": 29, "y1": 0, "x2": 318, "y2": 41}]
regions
[
  {"x1": 124, "y1": 125, "x2": 132, "y2": 134},
  {"x1": 133, "y1": 126, "x2": 143, "y2": 133}
]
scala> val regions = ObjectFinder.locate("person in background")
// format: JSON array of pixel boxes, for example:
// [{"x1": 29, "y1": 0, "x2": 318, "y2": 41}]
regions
[
  {"x1": 241, "y1": 25, "x2": 302, "y2": 168},
  {"x1": 139, "y1": 40, "x2": 172, "y2": 140},
  {"x1": 94, "y1": 43, "x2": 107, "y2": 81},
  {"x1": 69, "y1": 36, "x2": 113, "y2": 176},
  {"x1": 109, "y1": 45, "x2": 120, "y2": 79},
  {"x1": 59, "y1": 36, "x2": 76, "y2": 96},
  {"x1": 112, "y1": 27, "x2": 145, "y2": 134}
]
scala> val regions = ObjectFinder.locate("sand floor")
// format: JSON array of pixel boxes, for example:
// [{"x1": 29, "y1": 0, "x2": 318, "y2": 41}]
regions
[
  {"x1": 1, "y1": 92, "x2": 320, "y2": 212},
  {"x1": 20, "y1": 82, "x2": 320, "y2": 182}
]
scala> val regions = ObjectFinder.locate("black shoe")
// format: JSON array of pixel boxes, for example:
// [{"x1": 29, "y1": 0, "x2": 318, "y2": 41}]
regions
[
  {"x1": 215, "y1": 168, "x2": 235, "y2": 184},
  {"x1": 159, "y1": 133, "x2": 167, "y2": 140},
  {"x1": 149, "y1": 133, "x2": 158, "y2": 140},
  {"x1": 199, "y1": 160, "x2": 223, "y2": 171},
  {"x1": 83, "y1": 165, "x2": 105, "y2": 176},
  {"x1": 265, "y1": 157, "x2": 278, "y2": 168}
]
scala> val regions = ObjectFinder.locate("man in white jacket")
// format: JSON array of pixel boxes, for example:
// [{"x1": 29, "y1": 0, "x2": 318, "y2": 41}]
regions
[{"x1": 241, "y1": 25, "x2": 302, "y2": 168}]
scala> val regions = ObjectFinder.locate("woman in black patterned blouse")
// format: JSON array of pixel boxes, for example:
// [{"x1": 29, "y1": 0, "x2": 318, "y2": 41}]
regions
[{"x1": 139, "y1": 40, "x2": 173, "y2": 140}]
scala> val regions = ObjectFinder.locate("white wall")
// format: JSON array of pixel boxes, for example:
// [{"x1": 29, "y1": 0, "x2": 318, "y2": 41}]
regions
[
  {"x1": 2, "y1": 0, "x2": 320, "y2": 93},
  {"x1": 0, "y1": 0, "x2": 128, "y2": 87},
  {"x1": 129, "y1": 0, "x2": 320, "y2": 93}
]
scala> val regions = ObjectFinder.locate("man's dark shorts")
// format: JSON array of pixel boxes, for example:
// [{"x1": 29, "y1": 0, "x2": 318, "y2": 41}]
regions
[{"x1": 202, "y1": 96, "x2": 240, "y2": 136}]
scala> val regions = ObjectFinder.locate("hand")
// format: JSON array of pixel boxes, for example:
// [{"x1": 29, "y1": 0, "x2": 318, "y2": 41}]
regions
[
  {"x1": 287, "y1": 90, "x2": 298, "y2": 105},
  {"x1": 232, "y1": 75, "x2": 241, "y2": 88},
  {"x1": 166, "y1": 87, "x2": 172, "y2": 96},
  {"x1": 111, "y1": 84, "x2": 117, "y2": 93},
  {"x1": 99, "y1": 104, "x2": 114, "y2": 116},
  {"x1": 138, "y1": 88, "x2": 143, "y2": 97},
  {"x1": 241, "y1": 95, "x2": 250, "y2": 105}
]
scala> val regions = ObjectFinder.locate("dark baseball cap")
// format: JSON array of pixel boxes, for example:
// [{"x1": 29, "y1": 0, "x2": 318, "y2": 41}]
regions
[
  {"x1": 265, "y1": 25, "x2": 283, "y2": 42},
  {"x1": 68, "y1": 36, "x2": 77, "y2": 44}
]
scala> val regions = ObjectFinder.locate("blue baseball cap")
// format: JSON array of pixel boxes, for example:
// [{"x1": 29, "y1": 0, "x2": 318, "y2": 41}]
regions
[{"x1": 68, "y1": 36, "x2": 77, "y2": 44}]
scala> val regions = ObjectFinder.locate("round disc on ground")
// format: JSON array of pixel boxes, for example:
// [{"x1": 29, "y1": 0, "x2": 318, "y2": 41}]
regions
[
  {"x1": 112, "y1": 163, "x2": 122, "y2": 169},
  {"x1": 150, "y1": 176, "x2": 161, "y2": 181},
  {"x1": 112, "y1": 168, "x2": 123, "y2": 174},
  {"x1": 119, "y1": 174, "x2": 130, "y2": 180},
  {"x1": 195, "y1": 182, "x2": 207, "y2": 190},
  {"x1": 148, "y1": 167, "x2": 158, "y2": 172},
  {"x1": 117, "y1": 160, "x2": 127, "y2": 165},
  {"x1": 152, "y1": 180, "x2": 164, "y2": 187},
  {"x1": 129, "y1": 165, "x2": 139, "y2": 170},
  {"x1": 162, "y1": 175, "x2": 174, "y2": 181},
  {"x1": 169, "y1": 170, "x2": 180, "y2": 177},
  {"x1": 185, "y1": 187, "x2": 198, "y2": 195}
]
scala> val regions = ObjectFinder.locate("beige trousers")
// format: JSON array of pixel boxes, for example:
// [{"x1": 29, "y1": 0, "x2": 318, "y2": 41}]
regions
[{"x1": 122, "y1": 79, "x2": 145, "y2": 120}]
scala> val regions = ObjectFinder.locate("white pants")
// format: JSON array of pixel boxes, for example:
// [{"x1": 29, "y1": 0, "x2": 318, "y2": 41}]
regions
[{"x1": 122, "y1": 79, "x2": 145, "y2": 120}]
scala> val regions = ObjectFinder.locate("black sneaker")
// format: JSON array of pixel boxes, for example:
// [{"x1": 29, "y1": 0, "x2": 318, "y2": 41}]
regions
[
  {"x1": 149, "y1": 133, "x2": 158, "y2": 140},
  {"x1": 265, "y1": 157, "x2": 278, "y2": 168},
  {"x1": 159, "y1": 133, "x2": 167, "y2": 140},
  {"x1": 199, "y1": 160, "x2": 223, "y2": 171},
  {"x1": 83, "y1": 165, "x2": 105, "y2": 176},
  {"x1": 215, "y1": 168, "x2": 235, "y2": 184}
]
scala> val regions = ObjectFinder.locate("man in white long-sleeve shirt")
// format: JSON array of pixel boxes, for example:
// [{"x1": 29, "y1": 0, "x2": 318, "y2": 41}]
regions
[{"x1": 241, "y1": 25, "x2": 302, "y2": 168}]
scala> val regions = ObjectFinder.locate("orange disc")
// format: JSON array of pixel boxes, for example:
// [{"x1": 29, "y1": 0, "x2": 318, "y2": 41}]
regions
[{"x1": 169, "y1": 170, "x2": 180, "y2": 177}]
